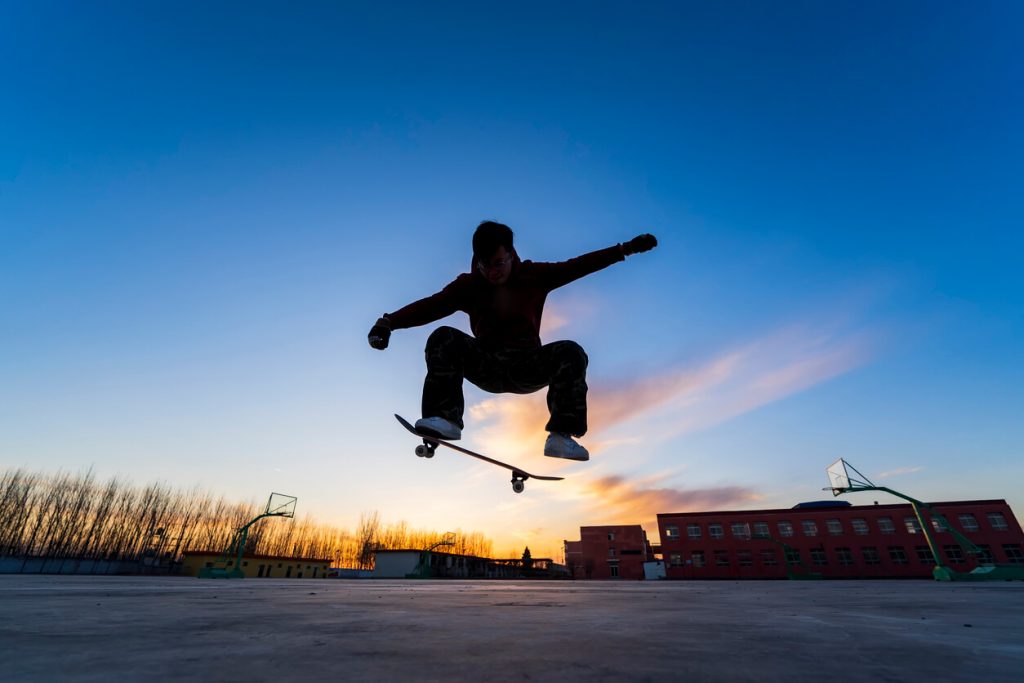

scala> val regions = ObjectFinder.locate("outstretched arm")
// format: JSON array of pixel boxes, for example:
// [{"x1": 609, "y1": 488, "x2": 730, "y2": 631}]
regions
[
  {"x1": 539, "y1": 233, "x2": 658, "y2": 290},
  {"x1": 367, "y1": 277, "x2": 466, "y2": 350}
]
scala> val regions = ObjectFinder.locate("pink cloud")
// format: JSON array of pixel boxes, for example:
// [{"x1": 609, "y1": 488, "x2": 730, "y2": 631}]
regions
[
  {"x1": 580, "y1": 474, "x2": 760, "y2": 519},
  {"x1": 467, "y1": 323, "x2": 876, "y2": 454}
]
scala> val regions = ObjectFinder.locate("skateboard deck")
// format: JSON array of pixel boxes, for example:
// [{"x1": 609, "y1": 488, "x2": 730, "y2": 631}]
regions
[{"x1": 395, "y1": 414, "x2": 563, "y2": 493}]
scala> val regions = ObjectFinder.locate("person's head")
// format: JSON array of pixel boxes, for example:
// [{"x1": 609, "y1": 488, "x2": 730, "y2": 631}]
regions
[{"x1": 473, "y1": 221, "x2": 515, "y2": 285}]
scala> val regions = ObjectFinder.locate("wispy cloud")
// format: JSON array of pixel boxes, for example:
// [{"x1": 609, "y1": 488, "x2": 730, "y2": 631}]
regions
[
  {"x1": 461, "y1": 316, "x2": 879, "y2": 542},
  {"x1": 876, "y1": 466, "x2": 924, "y2": 480},
  {"x1": 467, "y1": 322, "x2": 877, "y2": 460},
  {"x1": 574, "y1": 473, "x2": 760, "y2": 520}
]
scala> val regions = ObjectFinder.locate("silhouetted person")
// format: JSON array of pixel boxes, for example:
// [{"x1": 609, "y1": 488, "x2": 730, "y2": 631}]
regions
[{"x1": 369, "y1": 221, "x2": 657, "y2": 460}]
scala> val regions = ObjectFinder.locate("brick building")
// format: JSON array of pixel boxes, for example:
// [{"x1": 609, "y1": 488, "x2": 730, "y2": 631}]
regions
[
  {"x1": 657, "y1": 499, "x2": 1023, "y2": 580},
  {"x1": 564, "y1": 525, "x2": 654, "y2": 580}
]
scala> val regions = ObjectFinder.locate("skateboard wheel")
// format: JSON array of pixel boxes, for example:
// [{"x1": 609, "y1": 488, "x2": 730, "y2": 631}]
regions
[
  {"x1": 415, "y1": 445, "x2": 428, "y2": 458},
  {"x1": 512, "y1": 480, "x2": 525, "y2": 494}
]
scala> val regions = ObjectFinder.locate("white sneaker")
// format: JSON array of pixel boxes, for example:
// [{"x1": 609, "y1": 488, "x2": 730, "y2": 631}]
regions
[
  {"x1": 544, "y1": 432, "x2": 590, "y2": 461},
  {"x1": 414, "y1": 416, "x2": 462, "y2": 440}
]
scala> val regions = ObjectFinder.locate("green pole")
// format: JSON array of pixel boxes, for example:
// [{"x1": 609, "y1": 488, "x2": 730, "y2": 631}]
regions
[{"x1": 834, "y1": 484, "x2": 1023, "y2": 581}]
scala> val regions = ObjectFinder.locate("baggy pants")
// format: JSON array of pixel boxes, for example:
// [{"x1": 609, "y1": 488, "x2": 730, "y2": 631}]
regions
[{"x1": 422, "y1": 326, "x2": 589, "y2": 437}]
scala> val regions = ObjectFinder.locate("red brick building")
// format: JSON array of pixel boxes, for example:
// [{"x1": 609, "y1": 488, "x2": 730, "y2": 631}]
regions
[
  {"x1": 564, "y1": 525, "x2": 654, "y2": 580},
  {"x1": 658, "y1": 499, "x2": 1023, "y2": 580}
]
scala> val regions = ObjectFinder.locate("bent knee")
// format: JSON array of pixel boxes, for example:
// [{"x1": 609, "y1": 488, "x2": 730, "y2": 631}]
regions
[
  {"x1": 553, "y1": 340, "x2": 588, "y2": 367},
  {"x1": 426, "y1": 325, "x2": 462, "y2": 350}
]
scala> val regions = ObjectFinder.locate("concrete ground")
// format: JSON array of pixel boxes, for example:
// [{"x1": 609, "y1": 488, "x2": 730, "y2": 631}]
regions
[{"x1": 2, "y1": 576, "x2": 1023, "y2": 682}]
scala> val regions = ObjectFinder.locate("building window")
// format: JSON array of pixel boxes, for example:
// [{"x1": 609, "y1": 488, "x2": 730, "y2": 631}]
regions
[
  {"x1": 784, "y1": 548, "x2": 801, "y2": 565},
  {"x1": 687, "y1": 524, "x2": 702, "y2": 539},
  {"x1": 888, "y1": 546, "x2": 908, "y2": 565},
  {"x1": 974, "y1": 545, "x2": 994, "y2": 564},
  {"x1": 904, "y1": 517, "x2": 922, "y2": 534},
  {"x1": 760, "y1": 549, "x2": 778, "y2": 566},
  {"x1": 931, "y1": 518, "x2": 949, "y2": 533},
  {"x1": 877, "y1": 517, "x2": 895, "y2": 535},
  {"x1": 943, "y1": 545, "x2": 965, "y2": 565},
  {"x1": 915, "y1": 546, "x2": 935, "y2": 565},
  {"x1": 242, "y1": 561, "x2": 248, "y2": 567},
  {"x1": 1003, "y1": 544, "x2": 1024, "y2": 564},
  {"x1": 608, "y1": 532, "x2": 615, "y2": 541},
  {"x1": 737, "y1": 550, "x2": 753, "y2": 567},
  {"x1": 836, "y1": 547, "x2": 855, "y2": 567},
  {"x1": 862, "y1": 547, "x2": 881, "y2": 565},
  {"x1": 752, "y1": 522, "x2": 770, "y2": 539},
  {"x1": 826, "y1": 519, "x2": 843, "y2": 536},
  {"x1": 714, "y1": 550, "x2": 730, "y2": 566},
  {"x1": 709, "y1": 524, "x2": 724, "y2": 539},
  {"x1": 608, "y1": 548, "x2": 617, "y2": 557},
  {"x1": 810, "y1": 549, "x2": 828, "y2": 566},
  {"x1": 731, "y1": 523, "x2": 751, "y2": 540},
  {"x1": 958, "y1": 514, "x2": 979, "y2": 532},
  {"x1": 777, "y1": 521, "x2": 794, "y2": 538},
  {"x1": 609, "y1": 564, "x2": 619, "y2": 578},
  {"x1": 987, "y1": 513, "x2": 1009, "y2": 531},
  {"x1": 801, "y1": 520, "x2": 819, "y2": 537},
  {"x1": 691, "y1": 551, "x2": 706, "y2": 568},
  {"x1": 665, "y1": 525, "x2": 679, "y2": 539},
  {"x1": 669, "y1": 553, "x2": 683, "y2": 567},
  {"x1": 851, "y1": 518, "x2": 869, "y2": 535}
]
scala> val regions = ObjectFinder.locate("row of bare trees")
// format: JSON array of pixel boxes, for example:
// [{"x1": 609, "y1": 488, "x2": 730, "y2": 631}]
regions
[{"x1": 0, "y1": 468, "x2": 492, "y2": 569}]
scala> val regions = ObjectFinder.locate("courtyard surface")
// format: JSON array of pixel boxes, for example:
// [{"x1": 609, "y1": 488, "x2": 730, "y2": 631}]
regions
[{"x1": 2, "y1": 576, "x2": 1023, "y2": 681}]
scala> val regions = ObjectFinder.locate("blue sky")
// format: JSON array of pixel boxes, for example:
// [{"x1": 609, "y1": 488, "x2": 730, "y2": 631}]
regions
[{"x1": 2, "y1": 1, "x2": 1022, "y2": 557}]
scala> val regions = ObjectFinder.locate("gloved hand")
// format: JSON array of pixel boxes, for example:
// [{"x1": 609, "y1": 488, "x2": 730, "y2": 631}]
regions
[
  {"x1": 622, "y1": 233, "x2": 658, "y2": 256},
  {"x1": 368, "y1": 316, "x2": 392, "y2": 350}
]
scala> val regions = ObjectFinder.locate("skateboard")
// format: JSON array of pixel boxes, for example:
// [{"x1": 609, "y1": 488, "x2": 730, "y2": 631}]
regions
[{"x1": 395, "y1": 414, "x2": 564, "y2": 493}]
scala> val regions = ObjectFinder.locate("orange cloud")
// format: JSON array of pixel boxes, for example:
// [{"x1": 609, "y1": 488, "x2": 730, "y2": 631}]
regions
[
  {"x1": 466, "y1": 323, "x2": 875, "y2": 459},
  {"x1": 457, "y1": 320, "x2": 877, "y2": 545},
  {"x1": 549, "y1": 473, "x2": 761, "y2": 544},
  {"x1": 578, "y1": 474, "x2": 760, "y2": 519}
]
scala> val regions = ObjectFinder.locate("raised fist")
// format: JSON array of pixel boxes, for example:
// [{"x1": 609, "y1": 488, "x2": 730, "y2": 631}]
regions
[
  {"x1": 623, "y1": 233, "x2": 657, "y2": 256},
  {"x1": 368, "y1": 317, "x2": 392, "y2": 350}
]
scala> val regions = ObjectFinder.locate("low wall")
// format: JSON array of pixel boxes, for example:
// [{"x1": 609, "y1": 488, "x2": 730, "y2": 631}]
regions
[{"x1": 0, "y1": 556, "x2": 146, "y2": 575}]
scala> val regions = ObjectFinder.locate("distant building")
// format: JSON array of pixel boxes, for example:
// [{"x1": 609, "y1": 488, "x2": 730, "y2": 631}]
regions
[
  {"x1": 373, "y1": 549, "x2": 566, "y2": 579},
  {"x1": 182, "y1": 551, "x2": 329, "y2": 578},
  {"x1": 658, "y1": 499, "x2": 1024, "y2": 580},
  {"x1": 563, "y1": 525, "x2": 654, "y2": 580}
]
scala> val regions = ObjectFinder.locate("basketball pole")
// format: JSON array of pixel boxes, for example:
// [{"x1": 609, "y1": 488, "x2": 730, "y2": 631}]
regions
[
  {"x1": 825, "y1": 459, "x2": 1024, "y2": 581},
  {"x1": 199, "y1": 492, "x2": 297, "y2": 579}
]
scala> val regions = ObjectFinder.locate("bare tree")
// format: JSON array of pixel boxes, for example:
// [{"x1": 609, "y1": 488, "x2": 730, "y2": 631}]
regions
[{"x1": 0, "y1": 467, "x2": 495, "y2": 572}]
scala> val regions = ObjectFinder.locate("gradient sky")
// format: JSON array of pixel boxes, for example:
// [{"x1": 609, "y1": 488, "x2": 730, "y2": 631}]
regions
[{"x1": 3, "y1": 1, "x2": 1022, "y2": 559}]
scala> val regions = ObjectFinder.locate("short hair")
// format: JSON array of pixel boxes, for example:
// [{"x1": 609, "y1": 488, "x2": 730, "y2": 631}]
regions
[{"x1": 473, "y1": 221, "x2": 514, "y2": 263}]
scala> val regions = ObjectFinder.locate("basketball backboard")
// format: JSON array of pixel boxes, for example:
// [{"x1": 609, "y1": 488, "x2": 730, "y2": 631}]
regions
[
  {"x1": 265, "y1": 492, "x2": 297, "y2": 518},
  {"x1": 825, "y1": 459, "x2": 874, "y2": 495}
]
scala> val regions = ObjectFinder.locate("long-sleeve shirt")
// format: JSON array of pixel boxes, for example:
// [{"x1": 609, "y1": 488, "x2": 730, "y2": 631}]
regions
[{"x1": 385, "y1": 245, "x2": 626, "y2": 349}]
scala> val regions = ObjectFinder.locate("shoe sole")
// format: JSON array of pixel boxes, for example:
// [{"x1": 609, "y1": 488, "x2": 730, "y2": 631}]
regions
[
  {"x1": 543, "y1": 450, "x2": 589, "y2": 462},
  {"x1": 415, "y1": 425, "x2": 461, "y2": 441}
]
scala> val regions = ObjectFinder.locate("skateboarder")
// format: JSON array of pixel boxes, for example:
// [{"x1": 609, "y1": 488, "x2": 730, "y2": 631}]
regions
[{"x1": 368, "y1": 221, "x2": 657, "y2": 461}]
